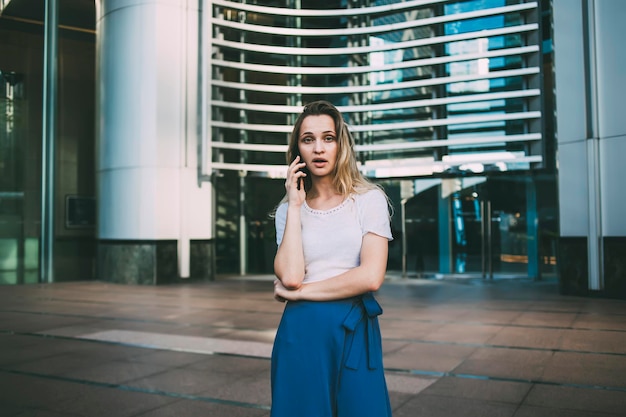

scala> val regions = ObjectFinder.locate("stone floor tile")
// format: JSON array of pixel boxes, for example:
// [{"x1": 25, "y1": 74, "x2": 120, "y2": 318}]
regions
[
  {"x1": 486, "y1": 327, "x2": 565, "y2": 349},
  {"x1": 579, "y1": 300, "x2": 626, "y2": 315},
  {"x1": 527, "y1": 299, "x2": 585, "y2": 313},
  {"x1": 511, "y1": 311, "x2": 577, "y2": 327},
  {"x1": 454, "y1": 309, "x2": 524, "y2": 325},
  {"x1": 541, "y1": 351, "x2": 626, "y2": 388},
  {"x1": 393, "y1": 394, "x2": 517, "y2": 417},
  {"x1": 132, "y1": 398, "x2": 268, "y2": 417},
  {"x1": 381, "y1": 339, "x2": 410, "y2": 355},
  {"x1": 218, "y1": 328, "x2": 277, "y2": 344},
  {"x1": 388, "y1": 391, "x2": 415, "y2": 413},
  {"x1": 390, "y1": 306, "x2": 469, "y2": 321},
  {"x1": 513, "y1": 405, "x2": 624, "y2": 417},
  {"x1": 377, "y1": 305, "x2": 425, "y2": 320},
  {"x1": 452, "y1": 347, "x2": 553, "y2": 381},
  {"x1": 73, "y1": 329, "x2": 273, "y2": 358},
  {"x1": 559, "y1": 329, "x2": 626, "y2": 354},
  {"x1": 0, "y1": 339, "x2": 90, "y2": 368},
  {"x1": 59, "y1": 360, "x2": 170, "y2": 385},
  {"x1": 572, "y1": 314, "x2": 626, "y2": 331},
  {"x1": 422, "y1": 376, "x2": 532, "y2": 404},
  {"x1": 476, "y1": 301, "x2": 534, "y2": 311},
  {"x1": 0, "y1": 373, "x2": 103, "y2": 409},
  {"x1": 421, "y1": 323, "x2": 503, "y2": 344},
  {"x1": 166, "y1": 309, "x2": 248, "y2": 325},
  {"x1": 10, "y1": 352, "x2": 114, "y2": 376},
  {"x1": 62, "y1": 341, "x2": 157, "y2": 362},
  {"x1": 114, "y1": 321, "x2": 236, "y2": 339},
  {"x1": 524, "y1": 384, "x2": 626, "y2": 415},
  {"x1": 127, "y1": 349, "x2": 210, "y2": 368},
  {"x1": 9, "y1": 408, "x2": 85, "y2": 417},
  {"x1": 195, "y1": 374, "x2": 271, "y2": 407},
  {"x1": 384, "y1": 373, "x2": 438, "y2": 395},
  {"x1": 184, "y1": 354, "x2": 270, "y2": 376},
  {"x1": 49, "y1": 385, "x2": 179, "y2": 417},
  {"x1": 128, "y1": 367, "x2": 240, "y2": 396},
  {"x1": 379, "y1": 318, "x2": 442, "y2": 340},
  {"x1": 383, "y1": 342, "x2": 476, "y2": 373},
  {"x1": 2, "y1": 314, "x2": 95, "y2": 334},
  {"x1": 0, "y1": 403, "x2": 20, "y2": 417},
  {"x1": 0, "y1": 333, "x2": 46, "y2": 350},
  {"x1": 214, "y1": 312, "x2": 281, "y2": 330}
]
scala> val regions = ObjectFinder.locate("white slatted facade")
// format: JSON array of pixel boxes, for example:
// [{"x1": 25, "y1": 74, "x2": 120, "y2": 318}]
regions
[{"x1": 201, "y1": 0, "x2": 543, "y2": 179}]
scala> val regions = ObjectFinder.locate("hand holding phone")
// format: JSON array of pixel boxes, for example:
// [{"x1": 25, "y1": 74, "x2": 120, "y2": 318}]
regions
[{"x1": 291, "y1": 155, "x2": 307, "y2": 193}]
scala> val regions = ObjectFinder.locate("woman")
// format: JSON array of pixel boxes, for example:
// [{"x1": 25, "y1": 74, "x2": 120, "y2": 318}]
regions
[{"x1": 271, "y1": 100, "x2": 393, "y2": 417}]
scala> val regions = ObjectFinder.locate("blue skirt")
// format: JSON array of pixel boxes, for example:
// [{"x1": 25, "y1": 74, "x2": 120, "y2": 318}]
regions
[{"x1": 270, "y1": 292, "x2": 392, "y2": 417}]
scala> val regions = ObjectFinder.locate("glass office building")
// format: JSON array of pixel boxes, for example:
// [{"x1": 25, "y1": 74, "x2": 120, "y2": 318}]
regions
[
  {"x1": 206, "y1": 0, "x2": 552, "y2": 281},
  {"x1": 0, "y1": 0, "x2": 624, "y2": 298}
]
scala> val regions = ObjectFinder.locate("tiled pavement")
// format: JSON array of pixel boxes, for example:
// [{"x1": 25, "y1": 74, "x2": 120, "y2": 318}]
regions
[{"x1": 1, "y1": 275, "x2": 626, "y2": 417}]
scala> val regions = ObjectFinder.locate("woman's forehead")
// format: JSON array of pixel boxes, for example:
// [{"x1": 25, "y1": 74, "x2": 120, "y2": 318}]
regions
[{"x1": 300, "y1": 114, "x2": 335, "y2": 134}]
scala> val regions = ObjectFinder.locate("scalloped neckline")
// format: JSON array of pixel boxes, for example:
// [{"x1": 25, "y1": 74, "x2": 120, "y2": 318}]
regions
[{"x1": 303, "y1": 197, "x2": 349, "y2": 215}]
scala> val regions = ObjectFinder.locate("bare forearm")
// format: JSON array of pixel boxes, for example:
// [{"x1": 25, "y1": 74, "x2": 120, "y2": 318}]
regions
[
  {"x1": 275, "y1": 233, "x2": 388, "y2": 301},
  {"x1": 274, "y1": 248, "x2": 305, "y2": 289},
  {"x1": 273, "y1": 206, "x2": 305, "y2": 288},
  {"x1": 293, "y1": 265, "x2": 384, "y2": 301}
]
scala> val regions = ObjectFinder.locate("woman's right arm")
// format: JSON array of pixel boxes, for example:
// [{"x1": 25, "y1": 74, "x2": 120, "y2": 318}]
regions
[
  {"x1": 274, "y1": 156, "x2": 307, "y2": 289},
  {"x1": 274, "y1": 205, "x2": 305, "y2": 289}
]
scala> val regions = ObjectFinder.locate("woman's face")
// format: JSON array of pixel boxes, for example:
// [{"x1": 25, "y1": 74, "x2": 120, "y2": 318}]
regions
[{"x1": 297, "y1": 114, "x2": 338, "y2": 181}]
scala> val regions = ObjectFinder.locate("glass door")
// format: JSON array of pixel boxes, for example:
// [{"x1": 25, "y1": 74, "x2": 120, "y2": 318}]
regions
[
  {"x1": 449, "y1": 189, "x2": 483, "y2": 275},
  {"x1": 404, "y1": 177, "x2": 537, "y2": 279},
  {"x1": 449, "y1": 179, "x2": 532, "y2": 278}
]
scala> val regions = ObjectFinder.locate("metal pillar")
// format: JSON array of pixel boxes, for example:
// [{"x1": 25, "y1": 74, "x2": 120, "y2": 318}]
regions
[
  {"x1": 40, "y1": 0, "x2": 58, "y2": 283},
  {"x1": 438, "y1": 188, "x2": 452, "y2": 274},
  {"x1": 526, "y1": 178, "x2": 539, "y2": 279},
  {"x1": 401, "y1": 198, "x2": 407, "y2": 278}
]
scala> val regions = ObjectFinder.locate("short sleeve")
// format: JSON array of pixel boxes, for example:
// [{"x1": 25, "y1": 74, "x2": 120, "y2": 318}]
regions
[
  {"x1": 275, "y1": 202, "x2": 288, "y2": 246},
  {"x1": 358, "y1": 189, "x2": 393, "y2": 241}
]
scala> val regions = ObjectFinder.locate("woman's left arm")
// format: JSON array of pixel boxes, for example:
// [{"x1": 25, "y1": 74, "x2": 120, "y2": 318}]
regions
[{"x1": 274, "y1": 232, "x2": 388, "y2": 302}]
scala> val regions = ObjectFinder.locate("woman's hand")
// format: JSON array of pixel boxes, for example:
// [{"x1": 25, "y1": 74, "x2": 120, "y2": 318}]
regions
[
  {"x1": 286, "y1": 156, "x2": 307, "y2": 206},
  {"x1": 274, "y1": 279, "x2": 300, "y2": 302}
]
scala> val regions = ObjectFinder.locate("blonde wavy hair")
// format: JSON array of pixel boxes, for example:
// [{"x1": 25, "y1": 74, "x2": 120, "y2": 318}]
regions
[{"x1": 286, "y1": 100, "x2": 379, "y2": 197}]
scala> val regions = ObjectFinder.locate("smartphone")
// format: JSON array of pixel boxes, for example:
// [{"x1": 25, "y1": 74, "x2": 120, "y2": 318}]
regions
[{"x1": 295, "y1": 155, "x2": 307, "y2": 191}]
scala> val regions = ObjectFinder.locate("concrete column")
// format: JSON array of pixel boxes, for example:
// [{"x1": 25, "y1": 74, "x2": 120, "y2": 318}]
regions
[
  {"x1": 554, "y1": 0, "x2": 626, "y2": 298},
  {"x1": 95, "y1": 0, "x2": 213, "y2": 284}
]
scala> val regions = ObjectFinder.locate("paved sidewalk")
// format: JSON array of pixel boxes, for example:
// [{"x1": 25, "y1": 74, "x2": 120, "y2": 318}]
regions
[{"x1": 1, "y1": 275, "x2": 626, "y2": 417}]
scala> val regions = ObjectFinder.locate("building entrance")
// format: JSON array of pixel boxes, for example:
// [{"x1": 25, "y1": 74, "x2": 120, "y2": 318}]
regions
[
  {"x1": 403, "y1": 177, "x2": 538, "y2": 280},
  {"x1": 448, "y1": 191, "x2": 529, "y2": 278}
]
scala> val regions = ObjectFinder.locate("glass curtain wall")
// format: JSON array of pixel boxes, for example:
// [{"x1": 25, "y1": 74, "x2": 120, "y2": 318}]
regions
[
  {"x1": 205, "y1": 0, "x2": 547, "y2": 277},
  {"x1": 0, "y1": 70, "x2": 35, "y2": 284},
  {"x1": 0, "y1": 2, "x2": 96, "y2": 285},
  {"x1": 0, "y1": 10, "x2": 45, "y2": 284}
]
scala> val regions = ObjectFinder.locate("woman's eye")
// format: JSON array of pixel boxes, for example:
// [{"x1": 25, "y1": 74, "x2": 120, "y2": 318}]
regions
[
  {"x1": 301, "y1": 137, "x2": 313, "y2": 143},
  {"x1": 325, "y1": 136, "x2": 335, "y2": 142}
]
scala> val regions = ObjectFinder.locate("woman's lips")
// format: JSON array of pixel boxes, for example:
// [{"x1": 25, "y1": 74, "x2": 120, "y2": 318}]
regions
[{"x1": 312, "y1": 159, "x2": 327, "y2": 168}]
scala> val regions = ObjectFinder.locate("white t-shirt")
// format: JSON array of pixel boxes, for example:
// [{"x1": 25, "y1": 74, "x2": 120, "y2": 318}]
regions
[{"x1": 275, "y1": 189, "x2": 393, "y2": 283}]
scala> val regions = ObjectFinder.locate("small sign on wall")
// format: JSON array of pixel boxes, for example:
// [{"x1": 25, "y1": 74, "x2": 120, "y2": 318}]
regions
[{"x1": 65, "y1": 195, "x2": 95, "y2": 229}]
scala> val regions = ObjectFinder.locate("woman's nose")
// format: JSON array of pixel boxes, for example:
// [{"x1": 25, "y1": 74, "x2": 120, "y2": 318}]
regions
[{"x1": 313, "y1": 138, "x2": 324, "y2": 153}]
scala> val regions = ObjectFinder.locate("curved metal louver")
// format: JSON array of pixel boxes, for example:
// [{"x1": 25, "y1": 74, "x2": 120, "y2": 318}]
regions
[{"x1": 202, "y1": 0, "x2": 543, "y2": 179}]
